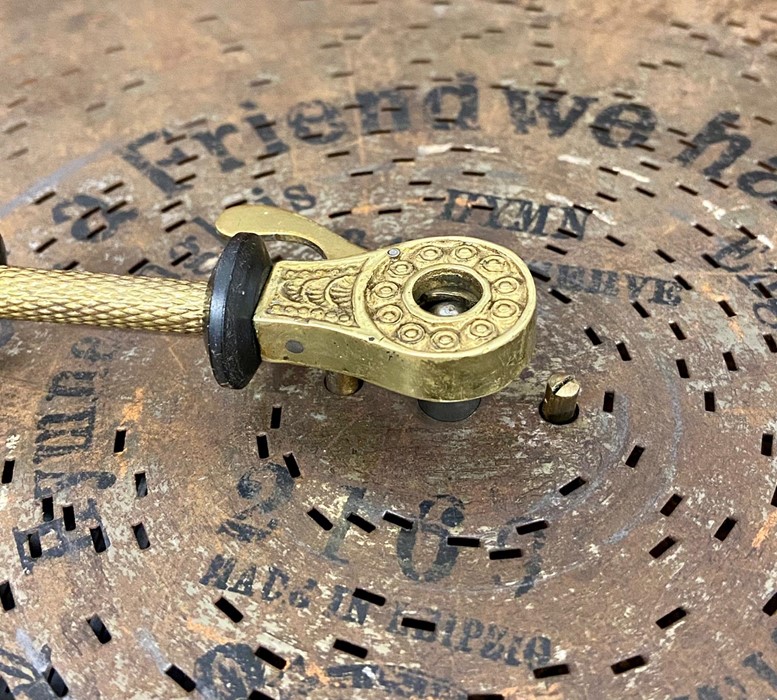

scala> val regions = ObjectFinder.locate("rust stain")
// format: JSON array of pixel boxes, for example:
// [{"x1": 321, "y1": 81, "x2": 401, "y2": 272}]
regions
[
  {"x1": 350, "y1": 202, "x2": 386, "y2": 216},
  {"x1": 185, "y1": 620, "x2": 230, "y2": 645},
  {"x1": 304, "y1": 660, "x2": 330, "y2": 686},
  {"x1": 752, "y1": 510, "x2": 777, "y2": 550},
  {"x1": 121, "y1": 386, "x2": 146, "y2": 424},
  {"x1": 117, "y1": 387, "x2": 145, "y2": 478}
]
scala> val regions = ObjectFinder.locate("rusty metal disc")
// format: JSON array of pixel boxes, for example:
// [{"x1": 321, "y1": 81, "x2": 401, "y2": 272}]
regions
[{"x1": 1, "y1": 1, "x2": 777, "y2": 698}]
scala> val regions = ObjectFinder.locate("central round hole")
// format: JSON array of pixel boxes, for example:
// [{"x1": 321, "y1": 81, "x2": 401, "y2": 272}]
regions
[{"x1": 412, "y1": 269, "x2": 483, "y2": 317}]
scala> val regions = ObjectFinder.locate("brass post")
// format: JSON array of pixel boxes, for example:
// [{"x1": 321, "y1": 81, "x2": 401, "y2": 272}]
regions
[{"x1": 541, "y1": 373, "x2": 580, "y2": 424}]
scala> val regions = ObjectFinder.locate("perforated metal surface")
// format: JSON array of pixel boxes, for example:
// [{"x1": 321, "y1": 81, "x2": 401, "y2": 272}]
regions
[{"x1": 1, "y1": 2, "x2": 777, "y2": 698}]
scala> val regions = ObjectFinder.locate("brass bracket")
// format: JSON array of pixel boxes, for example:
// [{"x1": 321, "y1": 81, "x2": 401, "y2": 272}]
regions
[
  {"x1": 0, "y1": 205, "x2": 536, "y2": 402},
  {"x1": 217, "y1": 205, "x2": 537, "y2": 401}
]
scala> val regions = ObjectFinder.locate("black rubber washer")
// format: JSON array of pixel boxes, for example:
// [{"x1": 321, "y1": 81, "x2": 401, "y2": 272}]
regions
[
  {"x1": 206, "y1": 232, "x2": 272, "y2": 389},
  {"x1": 0, "y1": 235, "x2": 7, "y2": 266}
]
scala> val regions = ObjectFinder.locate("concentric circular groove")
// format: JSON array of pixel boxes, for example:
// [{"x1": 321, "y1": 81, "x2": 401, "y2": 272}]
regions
[{"x1": 0, "y1": 2, "x2": 777, "y2": 698}]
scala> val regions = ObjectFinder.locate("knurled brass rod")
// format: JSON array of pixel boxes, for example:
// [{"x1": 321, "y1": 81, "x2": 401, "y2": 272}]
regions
[{"x1": 0, "y1": 267, "x2": 208, "y2": 333}]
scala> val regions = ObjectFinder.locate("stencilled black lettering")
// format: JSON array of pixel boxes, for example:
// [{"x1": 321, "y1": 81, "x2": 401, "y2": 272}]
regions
[
  {"x1": 591, "y1": 102, "x2": 657, "y2": 148},
  {"x1": 396, "y1": 497, "x2": 464, "y2": 584},
  {"x1": 676, "y1": 112, "x2": 752, "y2": 180},
  {"x1": 13, "y1": 498, "x2": 108, "y2": 572},
  {"x1": 532, "y1": 262, "x2": 682, "y2": 306},
  {"x1": 52, "y1": 193, "x2": 138, "y2": 242},
  {"x1": 121, "y1": 130, "x2": 186, "y2": 194},
  {"x1": 439, "y1": 188, "x2": 591, "y2": 239},
  {"x1": 738, "y1": 156, "x2": 777, "y2": 206},
  {"x1": 46, "y1": 371, "x2": 96, "y2": 399},
  {"x1": 243, "y1": 105, "x2": 290, "y2": 158},
  {"x1": 423, "y1": 73, "x2": 479, "y2": 131},
  {"x1": 356, "y1": 89, "x2": 411, "y2": 133},
  {"x1": 190, "y1": 124, "x2": 245, "y2": 173},
  {"x1": 34, "y1": 406, "x2": 96, "y2": 464},
  {"x1": 287, "y1": 100, "x2": 347, "y2": 144},
  {"x1": 106, "y1": 80, "x2": 777, "y2": 217},
  {"x1": 502, "y1": 88, "x2": 597, "y2": 137}
]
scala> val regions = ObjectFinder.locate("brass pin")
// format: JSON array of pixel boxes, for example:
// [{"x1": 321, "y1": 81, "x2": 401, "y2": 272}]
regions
[
  {"x1": 324, "y1": 372, "x2": 362, "y2": 396},
  {"x1": 541, "y1": 373, "x2": 580, "y2": 424}
]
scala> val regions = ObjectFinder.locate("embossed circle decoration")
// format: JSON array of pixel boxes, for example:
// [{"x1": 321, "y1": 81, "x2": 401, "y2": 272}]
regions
[{"x1": 362, "y1": 239, "x2": 532, "y2": 353}]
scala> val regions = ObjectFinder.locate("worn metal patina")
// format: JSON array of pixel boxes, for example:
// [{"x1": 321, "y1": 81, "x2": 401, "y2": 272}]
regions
[{"x1": 0, "y1": 1, "x2": 776, "y2": 698}]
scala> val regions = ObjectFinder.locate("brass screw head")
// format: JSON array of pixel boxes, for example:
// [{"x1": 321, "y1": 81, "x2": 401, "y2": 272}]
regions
[{"x1": 541, "y1": 373, "x2": 580, "y2": 424}]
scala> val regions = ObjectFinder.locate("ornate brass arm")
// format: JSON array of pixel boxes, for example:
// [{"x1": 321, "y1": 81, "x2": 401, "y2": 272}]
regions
[{"x1": 0, "y1": 205, "x2": 536, "y2": 402}]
